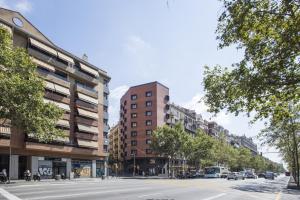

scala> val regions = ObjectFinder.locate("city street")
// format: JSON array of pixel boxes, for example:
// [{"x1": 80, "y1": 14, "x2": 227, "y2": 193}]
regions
[{"x1": 0, "y1": 176, "x2": 299, "y2": 200}]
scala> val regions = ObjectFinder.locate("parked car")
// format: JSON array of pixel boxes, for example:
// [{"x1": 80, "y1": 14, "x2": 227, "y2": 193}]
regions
[
  {"x1": 221, "y1": 172, "x2": 229, "y2": 178},
  {"x1": 227, "y1": 172, "x2": 245, "y2": 180},
  {"x1": 245, "y1": 172, "x2": 257, "y2": 179},
  {"x1": 258, "y1": 173, "x2": 266, "y2": 178},
  {"x1": 285, "y1": 171, "x2": 291, "y2": 176},
  {"x1": 265, "y1": 171, "x2": 275, "y2": 180}
]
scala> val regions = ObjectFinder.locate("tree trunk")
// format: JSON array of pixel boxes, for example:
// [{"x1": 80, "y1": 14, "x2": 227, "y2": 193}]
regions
[{"x1": 292, "y1": 130, "x2": 299, "y2": 187}]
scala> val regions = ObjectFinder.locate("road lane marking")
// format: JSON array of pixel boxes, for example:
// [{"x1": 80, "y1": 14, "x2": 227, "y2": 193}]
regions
[
  {"x1": 23, "y1": 187, "x2": 150, "y2": 200},
  {"x1": 275, "y1": 191, "x2": 281, "y2": 200},
  {"x1": 0, "y1": 188, "x2": 22, "y2": 200},
  {"x1": 202, "y1": 193, "x2": 226, "y2": 200},
  {"x1": 138, "y1": 192, "x2": 162, "y2": 198}
]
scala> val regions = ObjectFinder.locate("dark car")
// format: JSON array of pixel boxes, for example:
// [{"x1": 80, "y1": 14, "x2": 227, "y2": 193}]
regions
[
  {"x1": 265, "y1": 172, "x2": 275, "y2": 180},
  {"x1": 221, "y1": 172, "x2": 229, "y2": 178},
  {"x1": 258, "y1": 173, "x2": 266, "y2": 178},
  {"x1": 285, "y1": 172, "x2": 291, "y2": 176},
  {"x1": 245, "y1": 172, "x2": 257, "y2": 179}
]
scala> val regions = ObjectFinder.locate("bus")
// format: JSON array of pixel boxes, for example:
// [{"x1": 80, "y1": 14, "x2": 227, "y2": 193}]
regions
[{"x1": 204, "y1": 166, "x2": 229, "y2": 178}]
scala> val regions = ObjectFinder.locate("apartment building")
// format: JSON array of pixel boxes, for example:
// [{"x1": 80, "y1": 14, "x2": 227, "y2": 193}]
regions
[
  {"x1": 108, "y1": 123, "x2": 123, "y2": 174},
  {"x1": 167, "y1": 103, "x2": 197, "y2": 134},
  {"x1": 196, "y1": 114, "x2": 209, "y2": 133},
  {"x1": 0, "y1": 8, "x2": 110, "y2": 179},
  {"x1": 120, "y1": 82, "x2": 169, "y2": 175}
]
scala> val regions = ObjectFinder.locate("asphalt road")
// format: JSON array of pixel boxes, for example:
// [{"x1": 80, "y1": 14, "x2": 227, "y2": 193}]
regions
[{"x1": 0, "y1": 176, "x2": 299, "y2": 200}]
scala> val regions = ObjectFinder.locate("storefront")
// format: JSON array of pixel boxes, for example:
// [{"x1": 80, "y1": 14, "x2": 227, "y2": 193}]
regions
[
  {"x1": 72, "y1": 160, "x2": 92, "y2": 178},
  {"x1": 96, "y1": 160, "x2": 105, "y2": 177}
]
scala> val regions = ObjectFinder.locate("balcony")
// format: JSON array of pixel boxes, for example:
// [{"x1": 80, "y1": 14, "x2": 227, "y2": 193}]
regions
[
  {"x1": 37, "y1": 68, "x2": 70, "y2": 88},
  {"x1": 76, "y1": 116, "x2": 98, "y2": 127},
  {"x1": 75, "y1": 83, "x2": 98, "y2": 99},
  {"x1": 44, "y1": 91, "x2": 70, "y2": 105},
  {"x1": 28, "y1": 48, "x2": 70, "y2": 72},
  {"x1": 76, "y1": 132, "x2": 98, "y2": 141},
  {"x1": 104, "y1": 138, "x2": 109, "y2": 145},
  {"x1": 104, "y1": 124, "x2": 109, "y2": 133},
  {"x1": 76, "y1": 99, "x2": 98, "y2": 113},
  {"x1": 103, "y1": 98, "x2": 109, "y2": 106},
  {"x1": 103, "y1": 111, "x2": 109, "y2": 120},
  {"x1": 104, "y1": 85, "x2": 109, "y2": 94}
]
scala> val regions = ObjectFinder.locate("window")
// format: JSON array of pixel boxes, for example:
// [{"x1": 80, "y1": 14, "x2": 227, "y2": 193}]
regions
[
  {"x1": 146, "y1": 101, "x2": 152, "y2": 107},
  {"x1": 131, "y1": 122, "x2": 137, "y2": 128},
  {"x1": 131, "y1": 150, "x2": 137, "y2": 156},
  {"x1": 145, "y1": 91, "x2": 152, "y2": 97},
  {"x1": 104, "y1": 93, "x2": 108, "y2": 100},
  {"x1": 146, "y1": 120, "x2": 152, "y2": 126},
  {"x1": 131, "y1": 94, "x2": 137, "y2": 100},
  {"x1": 146, "y1": 130, "x2": 152, "y2": 136},
  {"x1": 131, "y1": 140, "x2": 137, "y2": 146},
  {"x1": 146, "y1": 139, "x2": 152, "y2": 144},
  {"x1": 103, "y1": 106, "x2": 108, "y2": 112},
  {"x1": 145, "y1": 111, "x2": 152, "y2": 116},
  {"x1": 131, "y1": 104, "x2": 137, "y2": 109},
  {"x1": 131, "y1": 131, "x2": 137, "y2": 137},
  {"x1": 131, "y1": 113, "x2": 137, "y2": 118},
  {"x1": 146, "y1": 149, "x2": 152, "y2": 154}
]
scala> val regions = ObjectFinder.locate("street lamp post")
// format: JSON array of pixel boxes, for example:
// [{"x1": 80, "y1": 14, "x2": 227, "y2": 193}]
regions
[{"x1": 131, "y1": 153, "x2": 136, "y2": 176}]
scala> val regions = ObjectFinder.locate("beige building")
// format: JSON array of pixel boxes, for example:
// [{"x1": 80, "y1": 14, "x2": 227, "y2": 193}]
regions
[
  {"x1": 108, "y1": 124, "x2": 123, "y2": 174},
  {"x1": 0, "y1": 8, "x2": 110, "y2": 179}
]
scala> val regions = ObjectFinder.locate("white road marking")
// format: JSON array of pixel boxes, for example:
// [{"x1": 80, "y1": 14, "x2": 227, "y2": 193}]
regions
[
  {"x1": 24, "y1": 187, "x2": 150, "y2": 200},
  {"x1": 202, "y1": 193, "x2": 227, "y2": 200},
  {"x1": 0, "y1": 188, "x2": 22, "y2": 200},
  {"x1": 138, "y1": 192, "x2": 162, "y2": 198}
]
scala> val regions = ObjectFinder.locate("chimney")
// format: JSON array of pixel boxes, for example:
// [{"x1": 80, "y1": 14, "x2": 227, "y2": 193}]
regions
[{"x1": 82, "y1": 54, "x2": 88, "y2": 62}]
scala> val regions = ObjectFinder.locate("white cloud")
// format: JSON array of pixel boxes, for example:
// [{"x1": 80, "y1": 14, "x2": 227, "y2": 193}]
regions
[
  {"x1": 0, "y1": 0, "x2": 32, "y2": 13},
  {"x1": 182, "y1": 93, "x2": 231, "y2": 126},
  {"x1": 108, "y1": 85, "x2": 129, "y2": 126},
  {"x1": 182, "y1": 93, "x2": 208, "y2": 114},
  {"x1": 15, "y1": 0, "x2": 32, "y2": 13}
]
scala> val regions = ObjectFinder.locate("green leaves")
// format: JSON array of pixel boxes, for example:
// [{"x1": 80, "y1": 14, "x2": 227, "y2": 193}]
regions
[
  {"x1": 0, "y1": 27, "x2": 63, "y2": 142},
  {"x1": 204, "y1": 0, "x2": 300, "y2": 121}
]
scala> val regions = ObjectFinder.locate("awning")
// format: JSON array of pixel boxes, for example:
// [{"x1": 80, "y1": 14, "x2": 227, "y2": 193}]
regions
[
  {"x1": 78, "y1": 92, "x2": 98, "y2": 105},
  {"x1": 57, "y1": 52, "x2": 74, "y2": 64},
  {"x1": 77, "y1": 108, "x2": 98, "y2": 119},
  {"x1": 29, "y1": 38, "x2": 57, "y2": 56},
  {"x1": 45, "y1": 81, "x2": 70, "y2": 96},
  {"x1": 77, "y1": 139, "x2": 98, "y2": 149},
  {"x1": 79, "y1": 63, "x2": 99, "y2": 77},
  {"x1": 78, "y1": 124, "x2": 98, "y2": 134},
  {"x1": 44, "y1": 98, "x2": 70, "y2": 112},
  {"x1": 32, "y1": 57, "x2": 55, "y2": 72},
  {"x1": 56, "y1": 119, "x2": 70, "y2": 128}
]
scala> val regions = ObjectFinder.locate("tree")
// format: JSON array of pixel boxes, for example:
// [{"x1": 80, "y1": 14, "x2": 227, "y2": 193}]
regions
[
  {"x1": 151, "y1": 123, "x2": 186, "y2": 177},
  {"x1": 0, "y1": 27, "x2": 63, "y2": 141},
  {"x1": 203, "y1": 0, "x2": 299, "y2": 187},
  {"x1": 185, "y1": 129, "x2": 215, "y2": 170},
  {"x1": 260, "y1": 106, "x2": 300, "y2": 186}
]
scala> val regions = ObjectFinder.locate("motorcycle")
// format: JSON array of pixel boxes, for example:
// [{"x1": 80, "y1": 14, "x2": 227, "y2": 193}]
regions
[
  {"x1": 33, "y1": 173, "x2": 40, "y2": 181},
  {"x1": 24, "y1": 170, "x2": 31, "y2": 181}
]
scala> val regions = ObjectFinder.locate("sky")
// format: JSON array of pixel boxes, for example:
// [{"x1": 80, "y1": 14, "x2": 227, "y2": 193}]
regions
[{"x1": 0, "y1": 0, "x2": 284, "y2": 165}]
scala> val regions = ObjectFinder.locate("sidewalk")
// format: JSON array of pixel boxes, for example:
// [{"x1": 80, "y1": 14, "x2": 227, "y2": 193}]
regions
[
  {"x1": 287, "y1": 176, "x2": 300, "y2": 190},
  {"x1": 0, "y1": 176, "x2": 121, "y2": 186}
]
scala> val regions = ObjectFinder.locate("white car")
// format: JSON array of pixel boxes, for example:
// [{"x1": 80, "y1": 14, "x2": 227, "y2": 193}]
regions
[{"x1": 227, "y1": 172, "x2": 245, "y2": 180}]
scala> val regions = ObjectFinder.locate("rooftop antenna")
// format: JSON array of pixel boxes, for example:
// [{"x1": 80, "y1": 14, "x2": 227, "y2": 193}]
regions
[{"x1": 82, "y1": 53, "x2": 88, "y2": 62}]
